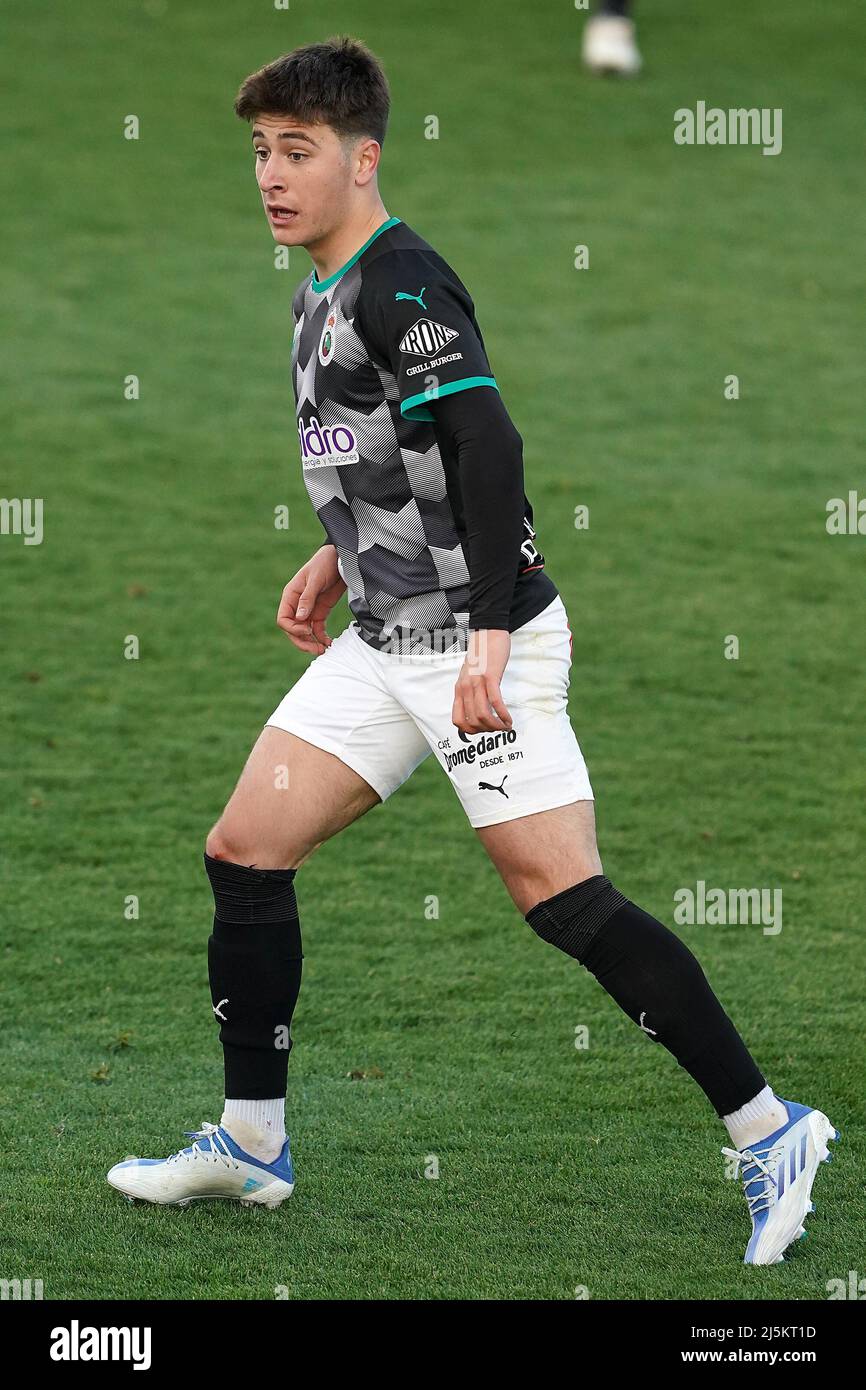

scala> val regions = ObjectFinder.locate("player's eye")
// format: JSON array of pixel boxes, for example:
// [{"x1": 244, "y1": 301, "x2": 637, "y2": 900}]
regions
[
  {"x1": 288, "y1": 151, "x2": 307, "y2": 162},
  {"x1": 254, "y1": 148, "x2": 268, "y2": 160}
]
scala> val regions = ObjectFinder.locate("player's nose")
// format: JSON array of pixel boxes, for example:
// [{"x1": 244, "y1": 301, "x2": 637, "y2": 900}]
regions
[{"x1": 256, "y1": 158, "x2": 285, "y2": 191}]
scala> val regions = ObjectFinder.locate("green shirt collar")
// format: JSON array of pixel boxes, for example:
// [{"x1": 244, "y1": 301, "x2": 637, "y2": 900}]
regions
[{"x1": 310, "y1": 216, "x2": 401, "y2": 293}]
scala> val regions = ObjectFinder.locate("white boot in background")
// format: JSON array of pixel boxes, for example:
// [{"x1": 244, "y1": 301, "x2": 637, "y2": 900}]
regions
[{"x1": 582, "y1": 15, "x2": 643, "y2": 77}]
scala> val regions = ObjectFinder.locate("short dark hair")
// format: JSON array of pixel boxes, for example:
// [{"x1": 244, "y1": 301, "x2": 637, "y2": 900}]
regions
[{"x1": 234, "y1": 36, "x2": 390, "y2": 148}]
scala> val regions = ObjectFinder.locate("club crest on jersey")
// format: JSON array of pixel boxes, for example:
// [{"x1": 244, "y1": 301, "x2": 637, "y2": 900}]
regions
[
  {"x1": 318, "y1": 308, "x2": 338, "y2": 365},
  {"x1": 297, "y1": 415, "x2": 359, "y2": 469},
  {"x1": 399, "y1": 318, "x2": 459, "y2": 357}
]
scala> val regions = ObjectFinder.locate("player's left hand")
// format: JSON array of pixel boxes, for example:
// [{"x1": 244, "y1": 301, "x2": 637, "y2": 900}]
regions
[{"x1": 452, "y1": 629, "x2": 513, "y2": 735}]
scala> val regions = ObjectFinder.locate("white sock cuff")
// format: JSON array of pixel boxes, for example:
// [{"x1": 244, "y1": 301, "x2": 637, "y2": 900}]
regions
[
  {"x1": 222, "y1": 1097, "x2": 286, "y2": 1139},
  {"x1": 724, "y1": 1083, "x2": 778, "y2": 1128}
]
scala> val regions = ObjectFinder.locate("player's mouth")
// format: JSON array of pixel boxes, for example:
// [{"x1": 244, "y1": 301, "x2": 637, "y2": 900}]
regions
[{"x1": 267, "y1": 204, "x2": 298, "y2": 225}]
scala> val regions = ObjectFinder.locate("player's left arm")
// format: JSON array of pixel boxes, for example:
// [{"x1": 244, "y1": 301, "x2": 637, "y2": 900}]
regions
[
  {"x1": 357, "y1": 253, "x2": 523, "y2": 733},
  {"x1": 429, "y1": 384, "x2": 524, "y2": 736}
]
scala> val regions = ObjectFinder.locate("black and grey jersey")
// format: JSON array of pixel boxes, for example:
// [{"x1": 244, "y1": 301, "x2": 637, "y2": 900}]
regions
[{"x1": 290, "y1": 215, "x2": 557, "y2": 653}]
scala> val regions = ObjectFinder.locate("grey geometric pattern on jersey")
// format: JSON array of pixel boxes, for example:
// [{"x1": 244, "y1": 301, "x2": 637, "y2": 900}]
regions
[{"x1": 293, "y1": 263, "x2": 473, "y2": 651}]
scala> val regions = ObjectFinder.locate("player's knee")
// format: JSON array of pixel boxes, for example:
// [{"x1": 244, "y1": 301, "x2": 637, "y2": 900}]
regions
[
  {"x1": 204, "y1": 819, "x2": 263, "y2": 867},
  {"x1": 204, "y1": 818, "x2": 304, "y2": 872},
  {"x1": 204, "y1": 822, "x2": 234, "y2": 863}
]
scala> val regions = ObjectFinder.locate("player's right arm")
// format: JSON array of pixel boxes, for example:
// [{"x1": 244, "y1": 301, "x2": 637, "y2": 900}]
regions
[{"x1": 276, "y1": 543, "x2": 347, "y2": 655}]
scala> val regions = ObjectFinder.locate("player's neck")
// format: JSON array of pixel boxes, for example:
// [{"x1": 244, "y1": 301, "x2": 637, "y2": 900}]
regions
[{"x1": 309, "y1": 203, "x2": 391, "y2": 283}]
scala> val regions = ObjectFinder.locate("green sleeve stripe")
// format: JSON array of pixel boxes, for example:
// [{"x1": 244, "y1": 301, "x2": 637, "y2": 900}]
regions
[{"x1": 400, "y1": 376, "x2": 499, "y2": 421}]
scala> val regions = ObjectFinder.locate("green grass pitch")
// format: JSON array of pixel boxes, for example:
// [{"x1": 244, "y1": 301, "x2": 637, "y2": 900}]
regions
[{"x1": 1, "y1": 0, "x2": 862, "y2": 1299}]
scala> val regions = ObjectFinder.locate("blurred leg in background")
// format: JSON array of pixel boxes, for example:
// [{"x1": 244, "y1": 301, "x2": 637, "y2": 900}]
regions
[{"x1": 582, "y1": 1, "x2": 642, "y2": 76}]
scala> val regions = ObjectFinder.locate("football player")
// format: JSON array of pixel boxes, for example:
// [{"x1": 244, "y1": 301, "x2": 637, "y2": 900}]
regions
[{"x1": 107, "y1": 37, "x2": 836, "y2": 1266}]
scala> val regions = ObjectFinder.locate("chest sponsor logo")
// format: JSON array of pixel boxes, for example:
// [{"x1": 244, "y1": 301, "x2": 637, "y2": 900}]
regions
[
  {"x1": 318, "y1": 308, "x2": 338, "y2": 365},
  {"x1": 298, "y1": 416, "x2": 359, "y2": 468},
  {"x1": 399, "y1": 317, "x2": 459, "y2": 357}
]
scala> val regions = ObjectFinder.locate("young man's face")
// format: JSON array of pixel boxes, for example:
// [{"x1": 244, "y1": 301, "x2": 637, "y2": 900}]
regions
[{"x1": 251, "y1": 114, "x2": 370, "y2": 250}]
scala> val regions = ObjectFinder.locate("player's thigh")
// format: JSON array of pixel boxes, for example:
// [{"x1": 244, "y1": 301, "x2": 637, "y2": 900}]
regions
[
  {"x1": 207, "y1": 725, "x2": 382, "y2": 870},
  {"x1": 475, "y1": 798, "x2": 603, "y2": 916}
]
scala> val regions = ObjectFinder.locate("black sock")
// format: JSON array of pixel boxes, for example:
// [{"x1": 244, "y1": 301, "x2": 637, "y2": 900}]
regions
[
  {"x1": 526, "y1": 877, "x2": 765, "y2": 1116},
  {"x1": 205, "y1": 854, "x2": 303, "y2": 1100}
]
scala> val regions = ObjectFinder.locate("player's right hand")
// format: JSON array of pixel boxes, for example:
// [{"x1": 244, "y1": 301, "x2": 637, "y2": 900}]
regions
[{"x1": 277, "y1": 544, "x2": 347, "y2": 655}]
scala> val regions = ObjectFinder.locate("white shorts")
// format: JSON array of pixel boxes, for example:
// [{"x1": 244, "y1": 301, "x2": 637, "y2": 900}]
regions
[{"x1": 265, "y1": 593, "x2": 593, "y2": 829}]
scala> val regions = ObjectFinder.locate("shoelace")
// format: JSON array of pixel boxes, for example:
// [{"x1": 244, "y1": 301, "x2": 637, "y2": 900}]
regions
[
  {"x1": 721, "y1": 1142, "x2": 785, "y2": 1217},
  {"x1": 166, "y1": 1121, "x2": 238, "y2": 1170}
]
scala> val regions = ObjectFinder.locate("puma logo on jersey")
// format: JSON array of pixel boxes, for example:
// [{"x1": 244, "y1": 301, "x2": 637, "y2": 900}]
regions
[
  {"x1": 395, "y1": 286, "x2": 427, "y2": 309},
  {"x1": 399, "y1": 318, "x2": 459, "y2": 357}
]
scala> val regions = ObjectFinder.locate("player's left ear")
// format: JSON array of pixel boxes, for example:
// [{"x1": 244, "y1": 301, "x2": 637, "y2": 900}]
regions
[{"x1": 353, "y1": 136, "x2": 382, "y2": 186}]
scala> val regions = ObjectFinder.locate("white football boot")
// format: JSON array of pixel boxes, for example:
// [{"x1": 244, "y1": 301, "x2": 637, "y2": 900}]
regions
[
  {"x1": 106, "y1": 1122, "x2": 295, "y2": 1208},
  {"x1": 722, "y1": 1097, "x2": 839, "y2": 1264},
  {"x1": 581, "y1": 15, "x2": 643, "y2": 77}
]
